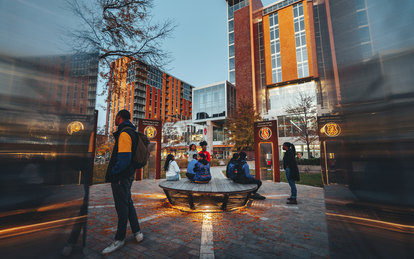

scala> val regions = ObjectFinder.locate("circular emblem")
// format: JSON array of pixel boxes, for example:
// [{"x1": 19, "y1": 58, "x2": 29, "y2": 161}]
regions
[
  {"x1": 321, "y1": 123, "x2": 341, "y2": 137},
  {"x1": 144, "y1": 126, "x2": 157, "y2": 139},
  {"x1": 259, "y1": 127, "x2": 272, "y2": 140},
  {"x1": 67, "y1": 121, "x2": 84, "y2": 135}
]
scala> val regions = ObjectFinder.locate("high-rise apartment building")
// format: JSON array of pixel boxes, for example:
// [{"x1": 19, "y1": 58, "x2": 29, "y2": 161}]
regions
[{"x1": 106, "y1": 57, "x2": 194, "y2": 134}]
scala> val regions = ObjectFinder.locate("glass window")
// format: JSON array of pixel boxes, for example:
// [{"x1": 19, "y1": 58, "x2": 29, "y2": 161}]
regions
[
  {"x1": 293, "y1": 3, "x2": 309, "y2": 78},
  {"x1": 361, "y1": 42, "x2": 372, "y2": 59},
  {"x1": 269, "y1": 12, "x2": 282, "y2": 83},
  {"x1": 357, "y1": 11, "x2": 368, "y2": 26},
  {"x1": 229, "y1": 57, "x2": 235, "y2": 70},
  {"x1": 359, "y1": 26, "x2": 370, "y2": 42},
  {"x1": 229, "y1": 32, "x2": 234, "y2": 44},
  {"x1": 229, "y1": 45, "x2": 235, "y2": 57},
  {"x1": 229, "y1": 20, "x2": 234, "y2": 32},
  {"x1": 230, "y1": 71, "x2": 235, "y2": 84},
  {"x1": 355, "y1": 0, "x2": 366, "y2": 10}
]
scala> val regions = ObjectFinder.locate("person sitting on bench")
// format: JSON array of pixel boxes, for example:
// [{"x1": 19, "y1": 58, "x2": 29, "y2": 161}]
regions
[
  {"x1": 186, "y1": 154, "x2": 198, "y2": 181},
  {"x1": 193, "y1": 153, "x2": 211, "y2": 183},
  {"x1": 226, "y1": 153, "x2": 239, "y2": 180},
  {"x1": 233, "y1": 151, "x2": 266, "y2": 200}
]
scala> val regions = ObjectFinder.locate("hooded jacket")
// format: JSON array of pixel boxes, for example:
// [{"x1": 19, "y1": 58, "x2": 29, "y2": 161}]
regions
[
  {"x1": 283, "y1": 147, "x2": 300, "y2": 181},
  {"x1": 193, "y1": 159, "x2": 211, "y2": 182},
  {"x1": 105, "y1": 120, "x2": 137, "y2": 182}
]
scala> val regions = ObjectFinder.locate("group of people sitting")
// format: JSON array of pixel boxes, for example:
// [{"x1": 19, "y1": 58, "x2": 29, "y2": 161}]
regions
[
  {"x1": 164, "y1": 141, "x2": 212, "y2": 183},
  {"x1": 163, "y1": 141, "x2": 300, "y2": 204},
  {"x1": 163, "y1": 141, "x2": 266, "y2": 200}
]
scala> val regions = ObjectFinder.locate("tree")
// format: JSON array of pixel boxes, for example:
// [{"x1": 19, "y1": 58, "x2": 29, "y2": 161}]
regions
[
  {"x1": 226, "y1": 99, "x2": 261, "y2": 151},
  {"x1": 285, "y1": 92, "x2": 318, "y2": 158},
  {"x1": 95, "y1": 134, "x2": 114, "y2": 157},
  {"x1": 66, "y1": 0, "x2": 175, "y2": 93}
]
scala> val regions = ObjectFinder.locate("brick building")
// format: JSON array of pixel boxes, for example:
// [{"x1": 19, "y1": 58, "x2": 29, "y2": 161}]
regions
[
  {"x1": 106, "y1": 57, "x2": 194, "y2": 135},
  {"x1": 226, "y1": 0, "x2": 320, "y2": 157}
]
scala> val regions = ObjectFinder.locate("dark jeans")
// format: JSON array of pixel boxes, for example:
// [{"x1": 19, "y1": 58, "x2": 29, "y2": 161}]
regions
[
  {"x1": 186, "y1": 173, "x2": 195, "y2": 180},
  {"x1": 111, "y1": 176, "x2": 140, "y2": 241},
  {"x1": 234, "y1": 177, "x2": 262, "y2": 193},
  {"x1": 285, "y1": 168, "x2": 297, "y2": 199}
]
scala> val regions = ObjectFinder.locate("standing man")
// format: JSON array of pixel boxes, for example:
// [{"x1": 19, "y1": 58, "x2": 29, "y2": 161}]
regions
[
  {"x1": 102, "y1": 110, "x2": 144, "y2": 254},
  {"x1": 199, "y1": 140, "x2": 211, "y2": 163}
]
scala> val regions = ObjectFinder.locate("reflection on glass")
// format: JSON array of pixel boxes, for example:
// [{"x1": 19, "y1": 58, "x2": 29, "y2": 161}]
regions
[
  {"x1": 143, "y1": 142, "x2": 157, "y2": 179},
  {"x1": 259, "y1": 143, "x2": 273, "y2": 181},
  {"x1": 315, "y1": 0, "x2": 414, "y2": 257}
]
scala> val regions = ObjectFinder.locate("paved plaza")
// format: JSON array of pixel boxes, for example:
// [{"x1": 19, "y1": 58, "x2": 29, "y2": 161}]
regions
[{"x1": 84, "y1": 167, "x2": 329, "y2": 258}]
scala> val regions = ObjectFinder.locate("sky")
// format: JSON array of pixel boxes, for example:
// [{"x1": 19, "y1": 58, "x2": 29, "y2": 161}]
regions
[{"x1": 0, "y1": 0, "x2": 277, "y2": 128}]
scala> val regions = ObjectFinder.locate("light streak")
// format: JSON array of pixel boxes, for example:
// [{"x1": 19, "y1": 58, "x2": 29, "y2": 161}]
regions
[
  {"x1": 0, "y1": 215, "x2": 87, "y2": 240},
  {"x1": 326, "y1": 213, "x2": 414, "y2": 234}
]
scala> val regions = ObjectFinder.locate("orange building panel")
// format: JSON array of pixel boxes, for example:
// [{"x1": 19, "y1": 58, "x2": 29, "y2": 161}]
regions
[{"x1": 278, "y1": 5, "x2": 297, "y2": 82}]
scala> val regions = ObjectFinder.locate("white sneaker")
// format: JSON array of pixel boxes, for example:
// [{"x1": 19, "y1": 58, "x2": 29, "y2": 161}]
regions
[
  {"x1": 134, "y1": 231, "x2": 144, "y2": 243},
  {"x1": 101, "y1": 240, "x2": 125, "y2": 254}
]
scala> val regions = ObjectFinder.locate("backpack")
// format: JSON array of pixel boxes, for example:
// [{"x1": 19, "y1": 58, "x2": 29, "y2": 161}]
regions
[
  {"x1": 233, "y1": 162, "x2": 245, "y2": 181},
  {"x1": 226, "y1": 160, "x2": 236, "y2": 179},
  {"x1": 122, "y1": 127, "x2": 150, "y2": 169}
]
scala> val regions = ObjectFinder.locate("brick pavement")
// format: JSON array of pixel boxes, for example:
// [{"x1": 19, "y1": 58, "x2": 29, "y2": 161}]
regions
[{"x1": 84, "y1": 168, "x2": 329, "y2": 258}]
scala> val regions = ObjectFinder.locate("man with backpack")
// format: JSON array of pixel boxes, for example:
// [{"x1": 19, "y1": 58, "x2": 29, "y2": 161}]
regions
[
  {"x1": 226, "y1": 153, "x2": 239, "y2": 180},
  {"x1": 233, "y1": 151, "x2": 266, "y2": 200},
  {"x1": 102, "y1": 110, "x2": 144, "y2": 254}
]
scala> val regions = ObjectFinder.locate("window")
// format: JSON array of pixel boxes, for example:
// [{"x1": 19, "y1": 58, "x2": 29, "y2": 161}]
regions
[
  {"x1": 229, "y1": 57, "x2": 235, "y2": 70},
  {"x1": 269, "y1": 12, "x2": 282, "y2": 83},
  {"x1": 230, "y1": 71, "x2": 235, "y2": 84},
  {"x1": 229, "y1": 45, "x2": 235, "y2": 57},
  {"x1": 293, "y1": 3, "x2": 309, "y2": 78}
]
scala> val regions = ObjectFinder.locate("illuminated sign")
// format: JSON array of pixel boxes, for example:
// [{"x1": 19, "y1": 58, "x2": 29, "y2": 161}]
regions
[
  {"x1": 144, "y1": 126, "x2": 157, "y2": 139},
  {"x1": 67, "y1": 121, "x2": 84, "y2": 135},
  {"x1": 259, "y1": 127, "x2": 272, "y2": 140},
  {"x1": 321, "y1": 122, "x2": 341, "y2": 137}
]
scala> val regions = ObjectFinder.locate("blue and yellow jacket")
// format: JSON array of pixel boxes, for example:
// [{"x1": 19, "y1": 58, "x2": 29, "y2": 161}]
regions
[{"x1": 105, "y1": 120, "x2": 137, "y2": 182}]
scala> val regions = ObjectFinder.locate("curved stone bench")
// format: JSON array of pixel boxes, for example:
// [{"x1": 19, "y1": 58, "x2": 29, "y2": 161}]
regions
[{"x1": 159, "y1": 178, "x2": 258, "y2": 211}]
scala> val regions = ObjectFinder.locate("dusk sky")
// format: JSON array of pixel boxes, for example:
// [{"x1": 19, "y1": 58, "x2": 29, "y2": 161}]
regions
[{"x1": 0, "y1": 0, "x2": 277, "y2": 128}]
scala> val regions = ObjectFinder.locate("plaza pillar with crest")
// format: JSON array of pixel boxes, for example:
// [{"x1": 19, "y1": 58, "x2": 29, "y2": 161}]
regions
[
  {"x1": 254, "y1": 120, "x2": 280, "y2": 182},
  {"x1": 137, "y1": 119, "x2": 162, "y2": 180}
]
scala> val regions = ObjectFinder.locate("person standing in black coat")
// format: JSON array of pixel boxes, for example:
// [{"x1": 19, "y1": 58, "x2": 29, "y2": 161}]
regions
[{"x1": 283, "y1": 142, "x2": 300, "y2": 204}]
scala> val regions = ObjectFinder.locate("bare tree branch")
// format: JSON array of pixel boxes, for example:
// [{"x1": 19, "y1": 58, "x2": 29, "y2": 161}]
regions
[
  {"x1": 285, "y1": 92, "x2": 318, "y2": 158},
  {"x1": 65, "y1": 0, "x2": 176, "y2": 103}
]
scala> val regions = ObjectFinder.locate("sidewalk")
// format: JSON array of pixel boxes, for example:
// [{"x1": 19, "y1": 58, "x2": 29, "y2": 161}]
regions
[{"x1": 84, "y1": 167, "x2": 329, "y2": 258}]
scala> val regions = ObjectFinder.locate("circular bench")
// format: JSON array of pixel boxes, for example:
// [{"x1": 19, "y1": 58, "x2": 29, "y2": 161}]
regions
[{"x1": 159, "y1": 178, "x2": 258, "y2": 211}]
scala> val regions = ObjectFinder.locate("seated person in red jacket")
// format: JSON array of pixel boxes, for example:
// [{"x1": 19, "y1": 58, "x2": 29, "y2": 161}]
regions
[{"x1": 198, "y1": 141, "x2": 211, "y2": 163}]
